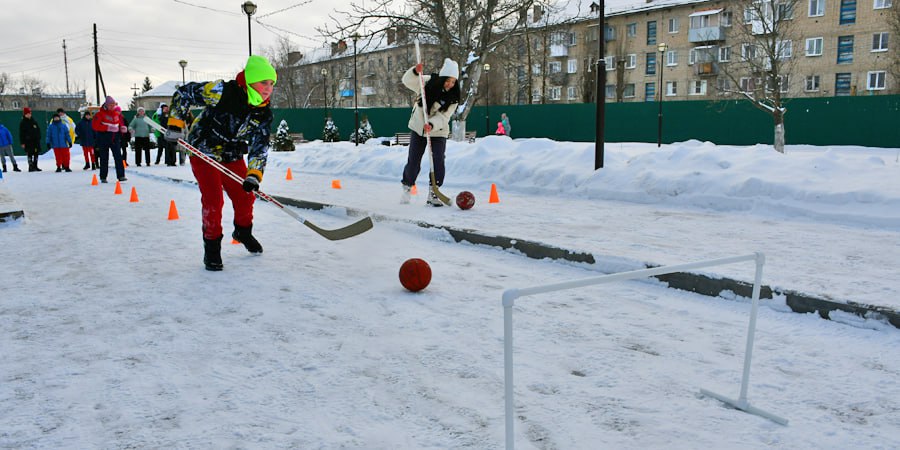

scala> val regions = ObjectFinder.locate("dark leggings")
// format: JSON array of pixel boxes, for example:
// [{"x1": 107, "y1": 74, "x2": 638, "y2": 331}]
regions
[{"x1": 401, "y1": 131, "x2": 446, "y2": 187}]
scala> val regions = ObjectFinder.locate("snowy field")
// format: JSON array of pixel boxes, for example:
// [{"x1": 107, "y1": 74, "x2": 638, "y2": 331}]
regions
[{"x1": 0, "y1": 138, "x2": 898, "y2": 449}]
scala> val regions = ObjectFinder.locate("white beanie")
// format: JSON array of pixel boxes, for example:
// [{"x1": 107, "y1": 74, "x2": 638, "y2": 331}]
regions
[{"x1": 439, "y1": 58, "x2": 459, "y2": 79}]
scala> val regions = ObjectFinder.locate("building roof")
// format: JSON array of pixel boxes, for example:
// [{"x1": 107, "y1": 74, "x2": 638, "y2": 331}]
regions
[{"x1": 138, "y1": 80, "x2": 181, "y2": 98}]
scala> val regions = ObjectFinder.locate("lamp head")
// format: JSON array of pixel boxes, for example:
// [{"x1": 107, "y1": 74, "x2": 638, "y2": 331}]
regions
[
  {"x1": 658, "y1": 42, "x2": 668, "y2": 53},
  {"x1": 179, "y1": 60, "x2": 188, "y2": 69},
  {"x1": 242, "y1": 1, "x2": 257, "y2": 16},
  {"x1": 484, "y1": 63, "x2": 491, "y2": 71}
]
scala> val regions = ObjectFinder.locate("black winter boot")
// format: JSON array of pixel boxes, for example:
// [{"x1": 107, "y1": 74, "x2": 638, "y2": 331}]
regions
[
  {"x1": 232, "y1": 223, "x2": 263, "y2": 254},
  {"x1": 203, "y1": 236, "x2": 224, "y2": 271}
]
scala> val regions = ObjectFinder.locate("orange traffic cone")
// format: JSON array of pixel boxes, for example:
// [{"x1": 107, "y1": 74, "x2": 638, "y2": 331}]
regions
[
  {"x1": 331, "y1": 179, "x2": 342, "y2": 189},
  {"x1": 167, "y1": 200, "x2": 179, "y2": 220},
  {"x1": 123, "y1": 159, "x2": 128, "y2": 168},
  {"x1": 286, "y1": 168, "x2": 293, "y2": 180},
  {"x1": 114, "y1": 181, "x2": 123, "y2": 195},
  {"x1": 489, "y1": 183, "x2": 500, "y2": 203},
  {"x1": 410, "y1": 185, "x2": 418, "y2": 195},
  {"x1": 91, "y1": 174, "x2": 98, "y2": 186},
  {"x1": 129, "y1": 186, "x2": 140, "y2": 203}
]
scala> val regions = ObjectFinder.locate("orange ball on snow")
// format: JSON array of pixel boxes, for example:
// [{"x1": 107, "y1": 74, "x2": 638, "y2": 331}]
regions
[{"x1": 399, "y1": 258, "x2": 432, "y2": 292}]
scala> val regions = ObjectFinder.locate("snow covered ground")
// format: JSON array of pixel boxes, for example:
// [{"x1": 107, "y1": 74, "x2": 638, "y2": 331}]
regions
[{"x1": 1, "y1": 138, "x2": 898, "y2": 449}]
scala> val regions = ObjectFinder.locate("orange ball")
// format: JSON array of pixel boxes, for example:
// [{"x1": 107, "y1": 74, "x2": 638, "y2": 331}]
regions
[{"x1": 399, "y1": 258, "x2": 432, "y2": 292}]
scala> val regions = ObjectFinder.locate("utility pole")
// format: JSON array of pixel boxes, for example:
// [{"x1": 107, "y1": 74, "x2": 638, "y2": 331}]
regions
[
  {"x1": 93, "y1": 24, "x2": 100, "y2": 105},
  {"x1": 62, "y1": 40, "x2": 70, "y2": 93}
]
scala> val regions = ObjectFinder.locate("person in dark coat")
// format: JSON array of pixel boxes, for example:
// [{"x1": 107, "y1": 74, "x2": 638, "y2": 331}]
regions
[
  {"x1": 153, "y1": 104, "x2": 172, "y2": 165},
  {"x1": 167, "y1": 55, "x2": 276, "y2": 271},
  {"x1": 75, "y1": 111, "x2": 97, "y2": 170},
  {"x1": 92, "y1": 96, "x2": 127, "y2": 183},
  {"x1": 18, "y1": 107, "x2": 42, "y2": 172}
]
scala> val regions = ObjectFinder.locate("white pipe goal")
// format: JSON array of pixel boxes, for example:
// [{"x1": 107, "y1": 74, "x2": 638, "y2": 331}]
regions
[{"x1": 501, "y1": 252, "x2": 787, "y2": 450}]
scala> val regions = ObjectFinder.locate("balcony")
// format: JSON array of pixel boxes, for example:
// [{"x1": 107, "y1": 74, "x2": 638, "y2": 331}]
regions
[
  {"x1": 694, "y1": 61, "x2": 719, "y2": 76},
  {"x1": 549, "y1": 44, "x2": 568, "y2": 57},
  {"x1": 689, "y1": 26, "x2": 726, "y2": 42}
]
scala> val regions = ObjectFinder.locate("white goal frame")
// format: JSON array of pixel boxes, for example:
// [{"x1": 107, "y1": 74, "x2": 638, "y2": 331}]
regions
[{"x1": 501, "y1": 252, "x2": 787, "y2": 450}]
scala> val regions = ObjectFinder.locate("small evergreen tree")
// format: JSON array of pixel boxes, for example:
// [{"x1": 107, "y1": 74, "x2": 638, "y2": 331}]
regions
[
  {"x1": 349, "y1": 116, "x2": 374, "y2": 143},
  {"x1": 322, "y1": 117, "x2": 340, "y2": 142},
  {"x1": 273, "y1": 119, "x2": 294, "y2": 151}
]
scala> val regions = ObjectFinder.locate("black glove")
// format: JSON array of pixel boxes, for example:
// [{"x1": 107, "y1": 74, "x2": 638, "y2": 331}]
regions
[{"x1": 242, "y1": 175, "x2": 260, "y2": 192}]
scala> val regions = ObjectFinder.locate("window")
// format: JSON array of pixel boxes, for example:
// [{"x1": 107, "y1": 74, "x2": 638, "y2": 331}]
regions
[
  {"x1": 667, "y1": 50, "x2": 678, "y2": 66},
  {"x1": 809, "y1": 0, "x2": 825, "y2": 16},
  {"x1": 532, "y1": 88, "x2": 542, "y2": 103},
  {"x1": 777, "y1": 40, "x2": 793, "y2": 59},
  {"x1": 627, "y1": 23, "x2": 637, "y2": 37},
  {"x1": 549, "y1": 86, "x2": 562, "y2": 100},
  {"x1": 647, "y1": 21, "x2": 657, "y2": 45},
  {"x1": 719, "y1": 46, "x2": 732, "y2": 62},
  {"x1": 717, "y1": 77, "x2": 732, "y2": 93},
  {"x1": 742, "y1": 43, "x2": 758, "y2": 60},
  {"x1": 605, "y1": 84, "x2": 616, "y2": 98},
  {"x1": 605, "y1": 26, "x2": 616, "y2": 41},
  {"x1": 872, "y1": 32, "x2": 889, "y2": 52},
  {"x1": 532, "y1": 64, "x2": 541, "y2": 75},
  {"x1": 722, "y1": 11, "x2": 733, "y2": 26},
  {"x1": 689, "y1": 46, "x2": 715, "y2": 65},
  {"x1": 666, "y1": 80, "x2": 677, "y2": 96},
  {"x1": 690, "y1": 80, "x2": 708, "y2": 95},
  {"x1": 805, "y1": 75, "x2": 821, "y2": 91},
  {"x1": 840, "y1": 0, "x2": 856, "y2": 24},
  {"x1": 567, "y1": 32, "x2": 577, "y2": 46},
  {"x1": 646, "y1": 53, "x2": 657, "y2": 75},
  {"x1": 549, "y1": 61, "x2": 562, "y2": 73},
  {"x1": 867, "y1": 71, "x2": 886, "y2": 90},
  {"x1": 568, "y1": 59, "x2": 578, "y2": 73},
  {"x1": 605, "y1": 56, "x2": 616, "y2": 71},
  {"x1": 806, "y1": 37, "x2": 824, "y2": 56},
  {"x1": 740, "y1": 77, "x2": 756, "y2": 92},
  {"x1": 874, "y1": 0, "x2": 892, "y2": 8},
  {"x1": 645, "y1": 82, "x2": 656, "y2": 101},
  {"x1": 837, "y1": 36, "x2": 854, "y2": 63},
  {"x1": 691, "y1": 15, "x2": 711, "y2": 29},
  {"x1": 669, "y1": 18, "x2": 680, "y2": 33},
  {"x1": 776, "y1": 1, "x2": 795, "y2": 19},
  {"x1": 624, "y1": 83, "x2": 636, "y2": 97},
  {"x1": 567, "y1": 86, "x2": 577, "y2": 99},
  {"x1": 626, "y1": 54, "x2": 637, "y2": 69},
  {"x1": 835, "y1": 73, "x2": 852, "y2": 95},
  {"x1": 769, "y1": 75, "x2": 789, "y2": 92},
  {"x1": 12, "y1": 100, "x2": 20, "y2": 109}
]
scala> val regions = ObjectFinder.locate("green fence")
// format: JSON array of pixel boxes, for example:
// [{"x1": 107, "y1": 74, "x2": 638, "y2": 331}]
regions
[{"x1": 3, "y1": 95, "x2": 897, "y2": 155}]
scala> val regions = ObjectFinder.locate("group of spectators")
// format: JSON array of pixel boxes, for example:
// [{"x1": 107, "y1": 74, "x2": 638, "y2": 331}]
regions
[{"x1": 0, "y1": 102, "x2": 185, "y2": 178}]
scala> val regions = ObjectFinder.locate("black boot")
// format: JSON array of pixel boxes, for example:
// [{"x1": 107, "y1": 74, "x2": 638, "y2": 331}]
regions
[
  {"x1": 232, "y1": 223, "x2": 263, "y2": 254},
  {"x1": 13, "y1": 166, "x2": 20, "y2": 172},
  {"x1": 203, "y1": 236, "x2": 224, "y2": 271},
  {"x1": 64, "y1": 166, "x2": 72, "y2": 172}
]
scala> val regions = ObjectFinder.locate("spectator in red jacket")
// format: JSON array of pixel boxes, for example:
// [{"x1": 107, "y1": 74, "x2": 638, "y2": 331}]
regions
[{"x1": 91, "y1": 96, "x2": 127, "y2": 183}]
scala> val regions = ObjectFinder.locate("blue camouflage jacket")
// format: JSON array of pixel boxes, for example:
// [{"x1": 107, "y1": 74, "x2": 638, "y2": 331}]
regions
[{"x1": 170, "y1": 78, "x2": 272, "y2": 181}]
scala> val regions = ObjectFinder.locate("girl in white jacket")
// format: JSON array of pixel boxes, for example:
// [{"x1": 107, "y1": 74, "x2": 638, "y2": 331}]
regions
[{"x1": 400, "y1": 58, "x2": 460, "y2": 206}]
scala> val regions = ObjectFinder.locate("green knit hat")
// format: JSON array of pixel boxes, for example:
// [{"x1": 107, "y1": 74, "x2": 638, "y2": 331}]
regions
[
  {"x1": 245, "y1": 55, "x2": 277, "y2": 84},
  {"x1": 244, "y1": 55, "x2": 277, "y2": 106}
]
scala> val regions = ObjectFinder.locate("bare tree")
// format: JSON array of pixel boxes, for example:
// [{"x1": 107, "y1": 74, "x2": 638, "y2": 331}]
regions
[
  {"x1": 717, "y1": 0, "x2": 800, "y2": 153},
  {"x1": 319, "y1": 0, "x2": 534, "y2": 123},
  {"x1": 265, "y1": 37, "x2": 306, "y2": 108},
  {"x1": 0, "y1": 72, "x2": 9, "y2": 94}
]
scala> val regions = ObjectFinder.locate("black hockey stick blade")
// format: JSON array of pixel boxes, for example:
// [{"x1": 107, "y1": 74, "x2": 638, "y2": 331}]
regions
[{"x1": 302, "y1": 215, "x2": 374, "y2": 241}]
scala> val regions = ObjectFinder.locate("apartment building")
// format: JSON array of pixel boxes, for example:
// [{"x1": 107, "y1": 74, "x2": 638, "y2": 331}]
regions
[{"x1": 506, "y1": 0, "x2": 896, "y2": 103}]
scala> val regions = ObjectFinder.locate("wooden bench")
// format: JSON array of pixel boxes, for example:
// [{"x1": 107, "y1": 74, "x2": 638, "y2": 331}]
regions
[
  {"x1": 289, "y1": 133, "x2": 307, "y2": 144},
  {"x1": 394, "y1": 132, "x2": 411, "y2": 146},
  {"x1": 465, "y1": 131, "x2": 477, "y2": 143}
]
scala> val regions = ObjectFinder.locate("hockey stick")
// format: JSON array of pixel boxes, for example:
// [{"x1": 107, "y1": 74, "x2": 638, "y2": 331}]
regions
[
  {"x1": 144, "y1": 116, "x2": 373, "y2": 241},
  {"x1": 414, "y1": 39, "x2": 452, "y2": 206}
]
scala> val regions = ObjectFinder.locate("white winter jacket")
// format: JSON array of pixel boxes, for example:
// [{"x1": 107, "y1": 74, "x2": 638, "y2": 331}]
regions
[{"x1": 401, "y1": 66, "x2": 458, "y2": 138}]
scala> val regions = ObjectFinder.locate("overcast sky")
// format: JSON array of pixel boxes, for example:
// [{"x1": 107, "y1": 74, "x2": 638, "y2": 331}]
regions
[{"x1": 1, "y1": 0, "x2": 357, "y2": 109}]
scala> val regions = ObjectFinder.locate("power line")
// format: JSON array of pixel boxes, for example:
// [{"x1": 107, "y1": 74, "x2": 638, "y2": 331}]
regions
[
  {"x1": 171, "y1": 0, "x2": 242, "y2": 16},
  {"x1": 257, "y1": 1, "x2": 313, "y2": 18}
]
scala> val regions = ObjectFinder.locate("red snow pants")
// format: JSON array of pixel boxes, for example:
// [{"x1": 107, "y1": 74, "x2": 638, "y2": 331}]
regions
[{"x1": 191, "y1": 156, "x2": 255, "y2": 240}]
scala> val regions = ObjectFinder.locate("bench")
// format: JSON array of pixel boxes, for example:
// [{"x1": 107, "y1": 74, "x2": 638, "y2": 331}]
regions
[
  {"x1": 394, "y1": 132, "x2": 411, "y2": 146},
  {"x1": 465, "y1": 131, "x2": 477, "y2": 143},
  {"x1": 289, "y1": 133, "x2": 307, "y2": 144}
]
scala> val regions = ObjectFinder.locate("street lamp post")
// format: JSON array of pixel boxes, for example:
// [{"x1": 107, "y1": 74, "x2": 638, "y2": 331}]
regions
[
  {"x1": 178, "y1": 60, "x2": 187, "y2": 85},
  {"x1": 483, "y1": 63, "x2": 491, "y2": 136},
  {"x1": 351, "y1": 32, "x2": 360, "y2": 146},
  {"x1": 321, "y1": 68, "x2": 328, "y2": 114},
  {"x1": 241, "y1": 1, "x2": 257, "y2": 56},
  {"x1": 657, "y1": 42, "x2": 668, "y2": 148}
]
